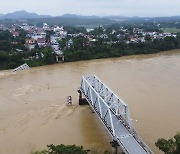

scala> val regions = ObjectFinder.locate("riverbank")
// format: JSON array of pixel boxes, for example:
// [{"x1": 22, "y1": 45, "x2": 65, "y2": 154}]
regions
[
  {"x1": 1, "y1": 32, "x2": 180, "y2": 70},
  {"x1": 1, "y1": 47, "x2": 180, "y2": 72}
]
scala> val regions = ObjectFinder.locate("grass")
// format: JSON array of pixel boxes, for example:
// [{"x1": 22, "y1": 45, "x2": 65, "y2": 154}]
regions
[{"x1": 163, "y1": 28, "x2": 180, "y2": 33}]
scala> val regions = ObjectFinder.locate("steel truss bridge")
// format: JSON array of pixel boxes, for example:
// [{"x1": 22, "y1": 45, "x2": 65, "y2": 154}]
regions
[{"x1": 78, "y1": 75, "x2": 153, "y2": 154}]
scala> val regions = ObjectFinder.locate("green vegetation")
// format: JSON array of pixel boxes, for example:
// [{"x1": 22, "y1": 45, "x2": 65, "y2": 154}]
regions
[
  {"x1": 1, "y1": 21, "x2": 180, "y2": 70},
  {"x1": 25, "y1": 48, "x2": 56, "y2": 67},
  {"x1": 32, "y1": 144, "x2": 90, "y2": 154},
  {"x1": 32, "y1": 144, "x2": 111, "y2": 154},
  {"x1": 64, "y1": 26, "x2": 87, "y2": 34},
  {"x1": 63, "y1": 34, "x2": 180, "y2": 62},
  {"x1": 163, "y1": 28, "x2": 180, "y2": 33},
  {"x1": 0, "y1": 29, "x2": 58, "y2": 70},
  {"x1": 155, "y1": 133, "x2": 180, "y2": 154},
  {"x1": 0, "y1": 46, "x2": 56, "y2": 70},
  {"x1": 26, "y1": 17, "x2": 116, "y2": 27}
]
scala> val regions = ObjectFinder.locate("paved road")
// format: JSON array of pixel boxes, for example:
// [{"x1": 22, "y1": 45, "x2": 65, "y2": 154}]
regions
[{"x1": 113, "y1": 117, "x2": 147, "y2": 154}]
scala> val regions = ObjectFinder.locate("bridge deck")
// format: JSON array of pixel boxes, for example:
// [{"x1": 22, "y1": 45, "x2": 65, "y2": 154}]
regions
[{"x1": 79, "y1": 75, "x2": 153, "y2": 154}]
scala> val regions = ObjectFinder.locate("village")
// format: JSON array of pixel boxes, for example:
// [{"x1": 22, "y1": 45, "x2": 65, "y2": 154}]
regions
[{"x1": 0, "y1": 22, "x2": 178, "y2": 64}]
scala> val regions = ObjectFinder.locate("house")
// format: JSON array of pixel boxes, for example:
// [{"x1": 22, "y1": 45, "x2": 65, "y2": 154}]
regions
[
  {"x1": 26, "y1": 38, "x2": 36, "y2": 45},
  {"x1": 27, "y1": 45, "x2": 35, "y2": 50},
  {"x1": 60, "y1": 30, "x2": 67, "y2": 37},
  {"x1": 129, "y1": 36, "x2": 138, "y2": 43},
  {"x1": 139, "y1": 37, "x2": 146, "y2": 43},
  {"x1": 37, "y1": 38, "x2": 46, "y2": 47},
  {"x1": 11, "y1": 31, "x2": 19, "y2": 37},
  {"x1": 112, "y1": 30, "x2": 116, "y2": 34},
  {"x1": 0, "y1": 24, "x2": 7, "y2": 30},
  {"x1": 31, "y1": 31, "x2": 46, "y2": 41},
  {"x1": 67, "y1": 39, "x2": 73, "y2": 48},
  {"x1": 16, "y1": 49, "x2": 23, "y2": 52},
  {"x1": 43, "y1": 23, "x2": 50, "y2": 31},
  {"x1": 117, "y1": 34, "x2": 125, "y2": 39},
  {"x1": 11, "y1": 41, "x2": 18, "y2": 45},
  {"x1": 53, "y1": 26, "x2": 64, "y2": 32},
  {"x1": 50, "y1": 35, "x2": 61, "y2": 44},
  {"x1": 25, "y1": 38, "x2": 36, "y2": 50},
  {"x1": 52, "y1": 44, "x2": 59, "y2": 51},
  {"x1": 100, "y1": 34, "x2": 108, "y2": 39},
  {"x1": 46, "y1": 41, "x2": 51, "y2": 47},
  {"x1": 21, "y1": 23, "x2": 30, "y2": 31},
  {"x1": 86, "y1": 28, "x2": 94, "y2": 32},
  {"x1": 130, "y1": 38, "x2": 138, "y2": 43}
]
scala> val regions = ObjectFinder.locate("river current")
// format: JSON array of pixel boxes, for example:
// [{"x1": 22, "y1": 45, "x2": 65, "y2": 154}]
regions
[{"x1": 0, "y1": 50, "x2": 180, "y2": 153}]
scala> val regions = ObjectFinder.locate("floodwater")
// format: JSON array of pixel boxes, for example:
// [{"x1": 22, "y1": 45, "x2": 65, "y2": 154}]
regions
[{"x1": 0, "y1": 50, "x2": 180, "y2": 154}]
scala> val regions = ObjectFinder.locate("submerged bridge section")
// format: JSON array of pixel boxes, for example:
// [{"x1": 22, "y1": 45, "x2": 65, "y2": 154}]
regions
[
  {"x1": 12, "y1": 63, "x2": 29, "y2": 72},
  {"x1": 78, "y1": 75, "x2": 153, "y2": 154}
]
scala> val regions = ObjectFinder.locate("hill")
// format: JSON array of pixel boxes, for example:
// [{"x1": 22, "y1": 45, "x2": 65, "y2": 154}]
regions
[
  {"x1": 0, "y1": 11, "x2": 180, "y2": 27},
  {"x1": 0, "y1": 10, "x2": 51, "y2": 19}
]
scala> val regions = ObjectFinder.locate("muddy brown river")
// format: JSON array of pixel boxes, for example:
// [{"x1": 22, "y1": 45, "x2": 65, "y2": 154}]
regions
[{"x1": 0, "y1": 50, "x2": 180, "y2": 154}]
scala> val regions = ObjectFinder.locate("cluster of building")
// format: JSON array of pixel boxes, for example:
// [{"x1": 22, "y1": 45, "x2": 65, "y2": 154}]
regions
[
  {"x1": 126, "y1": 28, "x2": 177, "y2": 44},
  {"x1": 0, "y1": 23, "x2": 67, "y2": 62},
  {"x1": 25, "y1": 23, "x2": 68, "y2": 61},
  {"x1": 98, "y1": 27, "x2": 177, "y2": 44},
  {"x1": 0, "y1": 23, "x2": 178, "y2": 60}
]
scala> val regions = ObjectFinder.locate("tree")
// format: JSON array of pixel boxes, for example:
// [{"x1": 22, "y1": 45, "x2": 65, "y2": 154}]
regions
[
  {"x1": 0, "y1": 30, "x2": 13, "y2": 41},
  {"x1": 0, "y1": 51, "x2": 9, "y2": 62},
  {"x1": 64, "y1": 26, "x2": 87, "y2": 34},
  {"x1": 0, "y1": 40, "x2": 12, "y2": 51},
  {"x1": 18, "y1": 29, "x2": 27, "y2": 44},
  {"x1": 73, "y1": 36, "x2": 87, "y2": 50},
  {"x1": 32, "y1": 144, "x2": 90, "y2": 154},
  {"x1": 155, "y1": 133, "x2": 180, "y2": 154},
  {"x1": 43, "y1": 48, "x2": 56, "y2": 64},
  {"x1": 46, "y1": 30, "x2": 55, "y2": 41},
  {"x1": 59, "y1": 38, "x2": 67, "y2": 49}
]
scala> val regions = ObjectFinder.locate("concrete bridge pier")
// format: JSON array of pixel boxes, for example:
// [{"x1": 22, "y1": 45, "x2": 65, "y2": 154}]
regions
[
  {"x1": 77, "y1": 89, "x2": 89, "y2": 105},
  {"x1": 110, "y1": 140, "x2": 124, "y2": 154},
  {"x1": 110, "y1": 140, "x2": 119, "y2": 154}
]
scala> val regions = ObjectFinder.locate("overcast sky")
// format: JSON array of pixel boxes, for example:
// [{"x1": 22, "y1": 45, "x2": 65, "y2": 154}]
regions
[{"x1": 0, "y1": 0, "x2": 180, "y2": 17}]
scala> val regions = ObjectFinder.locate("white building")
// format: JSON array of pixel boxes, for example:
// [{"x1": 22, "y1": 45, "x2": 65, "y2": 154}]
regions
[
  {"x1": 32, "y1": 32, "x2": 46, "y2": 41},
  {"x1": 43, "y1": 23, "x2": 50, "y2": 31}
]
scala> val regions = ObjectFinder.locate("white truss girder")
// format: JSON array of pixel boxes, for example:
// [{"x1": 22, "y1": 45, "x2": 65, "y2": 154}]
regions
[{"x1": 79, "y1": 75, "x2": 154, "y2": 154}]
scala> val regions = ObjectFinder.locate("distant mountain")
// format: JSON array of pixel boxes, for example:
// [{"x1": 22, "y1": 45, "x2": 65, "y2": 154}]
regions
[
  {"x1": 61, "y1": 14, "x2": 99, "y2": 19},
  {"x1": 0, "y1": 10, "x2": 180, "y2": 27},
  {"x1": 104, "y1": 15, "x2": 180, "y2": 23},
  {"x1": 0, "y1": 11, "x2": 101, "y2": 20},
  {"x1": 0, "y1": 10, "x2": 51, "y2": 19},
  {"x1": 0, "y1": 11, "x2": 118, "y2": 27},
  {"x1": 62, "y1": 14, "x2": 83, "y2": 18}
]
